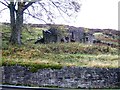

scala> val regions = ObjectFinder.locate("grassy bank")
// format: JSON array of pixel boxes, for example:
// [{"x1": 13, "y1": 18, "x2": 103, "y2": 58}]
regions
[
  {"x1": 2, "y1": 43, "x2": 119, "y2": 71},
  {"x1": 1, "y1": 24, "x2": 119, "y2": 72}
]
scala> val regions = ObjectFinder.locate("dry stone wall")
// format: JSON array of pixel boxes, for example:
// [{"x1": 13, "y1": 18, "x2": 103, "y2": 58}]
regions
[{"x1": 1, "y1": 66, "x2": 120, "y2": 89}]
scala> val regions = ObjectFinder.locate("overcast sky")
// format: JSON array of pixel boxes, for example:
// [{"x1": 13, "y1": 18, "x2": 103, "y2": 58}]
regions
[{"x1": 0, "y1": 0, "x2": 119, "y2": 29}]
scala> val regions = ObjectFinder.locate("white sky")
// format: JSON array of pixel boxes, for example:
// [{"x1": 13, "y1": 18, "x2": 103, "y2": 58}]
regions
[
  {"x1": 0, "y1": 0, "x2": 119, "y2": 29},
  {"x1": 75, "y1": 0, "x2": 119, "y2": 29}
]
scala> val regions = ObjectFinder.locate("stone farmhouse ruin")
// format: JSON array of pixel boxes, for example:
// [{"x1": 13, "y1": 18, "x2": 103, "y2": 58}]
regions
[
  {"x1": 34, "y1": 24, "x2": 119, "y2": 47},
  {"x1": 35, "y1": 25, "x2": 95, "y2": 44}
]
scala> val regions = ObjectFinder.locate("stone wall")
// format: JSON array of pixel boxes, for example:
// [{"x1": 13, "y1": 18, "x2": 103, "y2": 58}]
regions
[
  {"x1": 42, "y1": 27, "x2": 86, "y2": 44},
  {"x1": 1, "y1": 66, "x2": 120, "y2": 89},
  {"x1": 43, "y1": 27, "x2": 63, "y2": 43}
]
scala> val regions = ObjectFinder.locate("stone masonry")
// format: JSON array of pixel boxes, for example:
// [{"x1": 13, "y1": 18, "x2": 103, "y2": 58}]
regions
[{"x1": 1, "y1": 66, "x2": 120, "y2": 89}]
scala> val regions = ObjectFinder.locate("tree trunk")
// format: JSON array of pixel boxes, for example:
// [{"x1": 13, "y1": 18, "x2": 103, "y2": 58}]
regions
[
  {"x1": 9, "y1": 2, "x2": 23, "y2": 45},
  {"x1": 9, "y1": 2, "x2": 17, "y2": 44}
]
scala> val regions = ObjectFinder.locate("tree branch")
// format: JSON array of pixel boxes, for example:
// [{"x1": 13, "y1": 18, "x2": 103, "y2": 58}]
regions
[
  {"x1": 24, "y1": 12, "x2": 47, "y2": 23},
  {"x1": 0, "y1": 8, "x2": 8, "y2": 13},
  {"x1": 22, "y1": 2, "x2": 35, "y2": 11},
  {"x1": 4, "y1": 0, "x2": 9, "y2": 5},
  {"x1": 50, "y1": 1, "x2": 70, "y2": 21},
  {"x1": 38, "y1": 2, "x2": 48, "y2": 13},
  {"x1": 0, "y1": 1, "x2": 9, "y2": 8}
]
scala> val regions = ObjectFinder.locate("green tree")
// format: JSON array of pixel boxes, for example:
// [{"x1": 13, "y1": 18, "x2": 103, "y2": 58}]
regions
[{"x1": 0, "y1": 0, "x2": 81, "y2": 45}]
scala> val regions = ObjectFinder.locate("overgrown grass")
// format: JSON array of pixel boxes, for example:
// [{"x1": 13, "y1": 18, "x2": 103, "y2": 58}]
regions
[
  {"x1": 1, "y1": 24, "x2": 119, "y2": 72},
  {"x1": 2, "y1": 43, "x2": 119, "y2": 71}
]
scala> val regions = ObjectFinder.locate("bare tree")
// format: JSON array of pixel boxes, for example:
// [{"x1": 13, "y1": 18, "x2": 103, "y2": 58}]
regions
[{"x1": 0, "y1": 0, "x2": 81, "y2": 45}]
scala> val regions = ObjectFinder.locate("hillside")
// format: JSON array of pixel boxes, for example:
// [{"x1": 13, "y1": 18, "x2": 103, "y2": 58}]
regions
[
  {"x1": 2, "y1": 23, "x2": 119, "y2": 48},
  {"x1": 1, "y1": 23, "x2": 119, "y2": 70}
]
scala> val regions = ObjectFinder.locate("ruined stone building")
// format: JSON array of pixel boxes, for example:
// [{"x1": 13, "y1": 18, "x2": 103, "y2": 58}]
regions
[
  {"x1": 84, "y1": 32, "x2": 95, "y2": 44},
  {"x1": 43, "y1": 27, "x2": 62, "y2": 43},
  {"x1": 35, "y1": 26, "x2": 95, "y2": 44},
  {"x1": 68, "y1": 27, "x2": 84, "y2": 42},
  {"x1": 42, "y1": 26, "x2": 85, "y2": 43}
]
